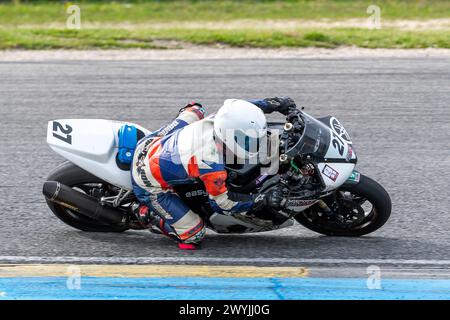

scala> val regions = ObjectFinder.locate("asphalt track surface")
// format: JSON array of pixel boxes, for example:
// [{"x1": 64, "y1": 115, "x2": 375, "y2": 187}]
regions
[{"x1": 0, "y1": 57, "x2": 449, "y2": 275}]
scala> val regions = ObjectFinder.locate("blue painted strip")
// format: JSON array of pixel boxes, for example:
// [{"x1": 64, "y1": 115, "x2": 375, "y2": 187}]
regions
[{"x1": 0, "y1": 277, "x2": 449, "y2": 300}]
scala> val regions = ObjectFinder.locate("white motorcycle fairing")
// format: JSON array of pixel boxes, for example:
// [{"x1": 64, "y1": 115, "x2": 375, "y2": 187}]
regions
[
  {"x1": 312, "y1": 114, "x2": 357, "y2": 192},
  {"x1": 46, "y1": 119, "x2": 150, "y2": 190}
]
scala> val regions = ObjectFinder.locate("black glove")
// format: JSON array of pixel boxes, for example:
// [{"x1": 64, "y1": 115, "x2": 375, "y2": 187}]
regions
[
  {"x1": 266, "y1": 188, "x2": 287, "y2": 210},
  {"x1": 252, "y1": 188, "x2": 287, "y2": 211},
  {"x1": 263, "y1": 97, "x2": 297, "y2": 115}
]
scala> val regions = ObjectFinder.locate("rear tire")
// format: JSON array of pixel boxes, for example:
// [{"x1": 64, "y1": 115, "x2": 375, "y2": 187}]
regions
[
  {"x1": 45, "y1": 161, "x2": 129, "y2": 232},
  {"x1": 295, "y1": 174, "x2": 391, "y2": 236}
]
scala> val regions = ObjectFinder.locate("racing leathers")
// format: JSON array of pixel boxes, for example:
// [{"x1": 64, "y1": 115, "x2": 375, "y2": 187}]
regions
[{"x1": 131, "y1": 98, "x2": 295, "y2": 245}]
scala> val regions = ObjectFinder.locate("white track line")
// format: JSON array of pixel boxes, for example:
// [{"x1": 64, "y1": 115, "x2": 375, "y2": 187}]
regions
[{"x1": 1, "y1": 256, "x2": 450, "y2": 266}]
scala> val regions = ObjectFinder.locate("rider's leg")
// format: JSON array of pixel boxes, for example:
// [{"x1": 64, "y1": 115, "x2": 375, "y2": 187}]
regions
[
  {"x1": 149, "y1": 188, "x2": 206, "y2": 244},
  {"x1": 132, "y1": 178, "x2": 206, "y2": 245}
]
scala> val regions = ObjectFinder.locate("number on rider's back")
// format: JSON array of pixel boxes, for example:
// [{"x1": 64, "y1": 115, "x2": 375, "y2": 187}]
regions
[{"x1": 53, "y1": 121, "x2": 73, "y2": 144}]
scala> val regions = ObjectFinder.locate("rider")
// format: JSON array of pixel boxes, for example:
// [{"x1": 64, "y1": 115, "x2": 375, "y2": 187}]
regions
[{"x1": 131, "y1": 97, "x2": 296, "y2": 249}]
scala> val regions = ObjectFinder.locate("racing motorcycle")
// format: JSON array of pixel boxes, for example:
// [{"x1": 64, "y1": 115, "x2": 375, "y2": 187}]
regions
[{"x1": 43, "y1": 108, "x2": 391, "y2": 237}]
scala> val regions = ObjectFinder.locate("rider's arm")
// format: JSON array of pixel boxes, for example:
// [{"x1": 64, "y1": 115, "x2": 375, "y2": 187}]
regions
[
  {"x1": 248, "y1": 97, "x2": 296, "y2": 115},
  {"x1": 199, "y1": 170, "x2": 253, "y2": 214}
]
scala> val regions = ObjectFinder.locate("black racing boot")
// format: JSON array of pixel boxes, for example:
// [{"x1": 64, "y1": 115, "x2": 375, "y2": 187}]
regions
[{"x1": 133, "y1": 203, "x2": 201, "y2": 250}]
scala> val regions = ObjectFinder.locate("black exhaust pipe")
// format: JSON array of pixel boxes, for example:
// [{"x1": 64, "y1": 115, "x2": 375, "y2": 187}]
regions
[{"x1": 43, "y1": 181, "x2": 128, "y2": 227}]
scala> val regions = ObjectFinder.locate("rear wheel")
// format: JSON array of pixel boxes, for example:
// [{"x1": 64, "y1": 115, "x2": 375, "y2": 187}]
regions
[
  {"x1": 295, "y1": 174, "x2": 391, "y2": 236},
  {"x1": 45, "y1": 161, "x2": 130, "y2": 232}
]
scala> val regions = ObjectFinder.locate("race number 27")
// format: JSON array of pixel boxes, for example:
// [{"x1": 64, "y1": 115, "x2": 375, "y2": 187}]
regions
[{"x1": 52, "y1": 121, "x2": 73, "y2": 145}]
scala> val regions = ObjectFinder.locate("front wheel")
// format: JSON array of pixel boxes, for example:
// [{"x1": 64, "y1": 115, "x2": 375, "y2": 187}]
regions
[{"x1": 295, "y1": 174, "x2": 391, "y2": 236}]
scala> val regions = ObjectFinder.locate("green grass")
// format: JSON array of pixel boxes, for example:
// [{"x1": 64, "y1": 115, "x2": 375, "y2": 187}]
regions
[
  {"x1": 1, "y1": 27, "x2": 448, "y2": 50},
  {"x1": 1, "y1": 0, "x2": 450, "y2": 24},
  {"x1": 0, "y1": 1, "x2": 449, "y2": 49}
]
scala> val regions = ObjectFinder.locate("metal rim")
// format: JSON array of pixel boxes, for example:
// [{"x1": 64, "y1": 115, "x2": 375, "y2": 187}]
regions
[{"x1": 303, "y1": 189, "x2": 378, "y2": 231}]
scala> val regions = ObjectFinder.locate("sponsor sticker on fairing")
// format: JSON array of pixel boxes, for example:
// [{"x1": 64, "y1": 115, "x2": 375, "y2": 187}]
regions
[
  {"x1": 346, "y1": 145, "x2": 353, "y2": 161},
  {"x1": 322, "y1": 165, "x2": 339, "y2": 182},
  {"x1": 330, "y1": 117, "x2": 352, "y2": 144},
  {"x1": 347, "y1": 170, "x2": 361, "y2": 183}
]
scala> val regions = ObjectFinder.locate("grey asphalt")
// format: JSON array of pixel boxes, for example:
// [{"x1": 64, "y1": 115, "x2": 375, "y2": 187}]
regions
[{"x1": 0, "y1": 57, "x2": 449, "y2": 272}]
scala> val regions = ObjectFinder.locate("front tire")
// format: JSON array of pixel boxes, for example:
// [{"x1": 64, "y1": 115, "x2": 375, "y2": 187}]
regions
[
  {"x1": 295, "y1": 174, "x2": 391, "y2": 236},
  {"x1": 45, "y1": 161, "x2": 129, "y2": 232}
]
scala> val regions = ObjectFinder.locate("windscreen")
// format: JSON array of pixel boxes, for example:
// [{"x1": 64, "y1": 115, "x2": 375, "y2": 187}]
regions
[{"x1": 290, "y1": 112, "x2": 331, "y2": 158}]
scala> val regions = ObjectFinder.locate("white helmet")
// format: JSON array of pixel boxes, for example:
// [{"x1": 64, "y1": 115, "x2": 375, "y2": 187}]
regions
[{"x1": 213, "y1": 99, "x2": 267, "y2": 160}]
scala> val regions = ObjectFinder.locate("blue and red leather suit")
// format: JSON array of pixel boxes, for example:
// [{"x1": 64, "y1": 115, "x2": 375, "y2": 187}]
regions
[{"x1": 131, "y1": 100, "x2": 274, "y2": 244}]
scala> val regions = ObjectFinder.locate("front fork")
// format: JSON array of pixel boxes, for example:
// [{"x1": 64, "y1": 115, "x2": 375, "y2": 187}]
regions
[{"x1": 316, "y1": 169, "x2": 361, "y2": 217}]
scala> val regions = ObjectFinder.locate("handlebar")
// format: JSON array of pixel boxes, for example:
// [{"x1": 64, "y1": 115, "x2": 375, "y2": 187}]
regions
[{"x1": 279, "y1": 108, "x2": 305, "y2": 162}]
